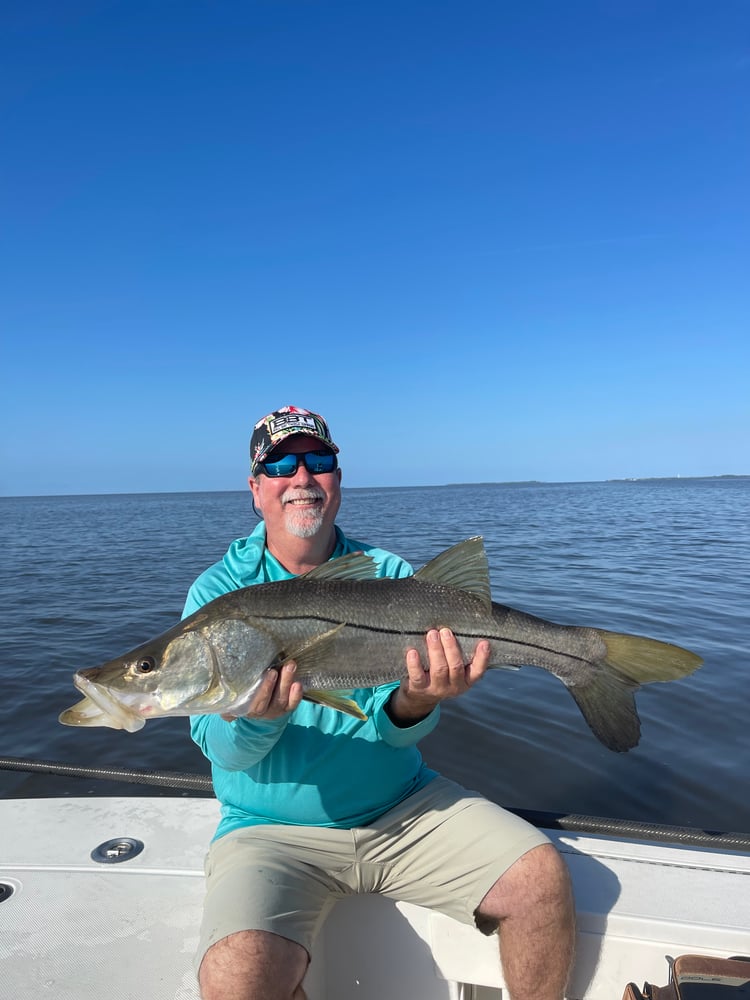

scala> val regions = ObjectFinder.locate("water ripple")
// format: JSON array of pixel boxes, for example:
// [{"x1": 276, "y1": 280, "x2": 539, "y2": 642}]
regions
[{"x1": 1, "y1": 480, "x2": 748, "y2": 831}]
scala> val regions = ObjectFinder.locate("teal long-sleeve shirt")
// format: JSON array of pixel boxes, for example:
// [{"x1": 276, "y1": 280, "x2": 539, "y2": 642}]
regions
[{"x1": 185, "y1": 523, "x2": 439, "y2": 841}]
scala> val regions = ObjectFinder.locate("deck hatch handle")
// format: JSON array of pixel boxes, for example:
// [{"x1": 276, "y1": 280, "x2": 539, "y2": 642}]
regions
[{"x1": 91, "y1": 837, "x2": 144, "y2": 864}]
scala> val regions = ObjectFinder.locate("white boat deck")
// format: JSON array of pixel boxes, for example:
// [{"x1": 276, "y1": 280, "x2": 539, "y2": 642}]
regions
[{"x1": 1, "y1": 796, "x2": 748, "y2": 999}]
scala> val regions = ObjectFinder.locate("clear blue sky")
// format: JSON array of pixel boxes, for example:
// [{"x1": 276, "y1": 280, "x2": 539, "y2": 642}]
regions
[{"x1": 2, "y1": 1, "x2": 748, "y2": 495}]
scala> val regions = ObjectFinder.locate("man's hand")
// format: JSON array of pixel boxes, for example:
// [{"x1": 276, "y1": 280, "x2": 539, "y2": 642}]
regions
[
  {"x1": 221, "y1": 661, "x2": 304, "y2": 722},
  {"x1": 387, "y1": 628, "x2": 491, "y2": 726}
]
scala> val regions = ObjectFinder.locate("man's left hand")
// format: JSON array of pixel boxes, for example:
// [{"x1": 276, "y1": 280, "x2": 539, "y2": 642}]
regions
[{"x1": 387, "y1": 629, "x2": 491, "y2": 726}]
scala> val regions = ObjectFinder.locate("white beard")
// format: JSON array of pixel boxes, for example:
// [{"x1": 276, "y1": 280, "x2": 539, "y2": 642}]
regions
[
  {"x1": 282, "y1": 490, "x2": 326, "y2": 538},
  {"x1": 284, "y1": 506, "x2": 325, "y2": 538}
]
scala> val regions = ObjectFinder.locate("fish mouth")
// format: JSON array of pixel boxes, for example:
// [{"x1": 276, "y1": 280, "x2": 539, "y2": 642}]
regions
[{"x1": 58, "y1": 674, "x2": 145, "y2": 733}]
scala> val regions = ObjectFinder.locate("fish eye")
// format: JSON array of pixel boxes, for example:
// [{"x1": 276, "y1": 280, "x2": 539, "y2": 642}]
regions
[{"x1": 134, "y1": 656, "x2": 156, "y2": 674}]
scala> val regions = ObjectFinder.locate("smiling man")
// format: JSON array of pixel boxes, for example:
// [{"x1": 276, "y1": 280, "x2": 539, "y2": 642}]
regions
[
  {"x1": 185, "y1": 405, "x2": 575, "y2": 1000},
  {"x1": 249, "y1": 408, "x2": 343, "y2": 570}
]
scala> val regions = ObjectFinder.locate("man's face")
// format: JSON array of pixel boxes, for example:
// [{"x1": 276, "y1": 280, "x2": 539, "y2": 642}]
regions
[{"x1": 249, "y1": 434, "x2": 342, "y2": 541}]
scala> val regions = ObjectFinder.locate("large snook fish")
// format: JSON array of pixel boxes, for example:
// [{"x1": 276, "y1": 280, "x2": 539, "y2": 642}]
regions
[{"x1": 59, "y1": 537, "x2": 702, "y2": 752}]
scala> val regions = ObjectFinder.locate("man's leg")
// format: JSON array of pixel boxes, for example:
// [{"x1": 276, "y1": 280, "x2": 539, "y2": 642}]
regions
[
  {"x1": 475, "y1": 842, "x2": 575, "y2": 1000},
  {"x1": 195, "y1": 824, "x2": 354, "y2": 1000},
  {"x1": 355, "y1": 779, "x2": 575, "y2": 1000},
  {"x1": 199, "y1": 929, "x2": 309, "y2": 1000}
]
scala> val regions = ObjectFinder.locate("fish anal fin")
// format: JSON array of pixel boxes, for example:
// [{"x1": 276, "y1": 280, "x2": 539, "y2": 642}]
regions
[
  {"x1": 413, "y1": 537, "x2": 492, "y2": 607},
  {"x1": 302, "y1": 552, "x2": 378, "y2": 582},
  {"x1": 304, "y1": 690, "x2": 368, "y2": 720}
]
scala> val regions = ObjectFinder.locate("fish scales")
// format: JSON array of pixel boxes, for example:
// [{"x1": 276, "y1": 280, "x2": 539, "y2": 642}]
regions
[{"x1": 215, "y1": 576, "x2": 608, "y2": 691}]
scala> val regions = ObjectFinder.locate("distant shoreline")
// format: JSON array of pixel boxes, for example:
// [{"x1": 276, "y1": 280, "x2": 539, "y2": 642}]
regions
[
  {"x1": 2, "y1": 475, "x2": 748, "y2": 500},
  {"x1": 444, "y1": 475, "x2": 749, "y2": 487},
  {"x1": 605, "y1": 474, "x2": 748, "y2": 483}
]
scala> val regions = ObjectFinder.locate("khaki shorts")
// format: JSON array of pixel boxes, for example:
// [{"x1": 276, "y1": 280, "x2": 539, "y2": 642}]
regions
[{"x1": 196, "y1": 776, "x2": 549, "y2": 970}]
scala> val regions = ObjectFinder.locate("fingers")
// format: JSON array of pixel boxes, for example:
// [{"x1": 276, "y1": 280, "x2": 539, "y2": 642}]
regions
[
  {"x1": 408, "y1": 629, "x2": 491, "y2": 698},
  {"x1": 226, "y1": 662, "x2": 303, "y2": 721},
  {"x1": 424, "y1": 628, "x2": 473, "y2": 695},
  {"x1": 467, "y1": 638, "x2": 491, "y2": 684},
  {"x1": 427, "y1": 628, "x2": 466, "y2": 691},
  {"x1": 405, "y1": 646, "x2": 430, "y2": 690}
]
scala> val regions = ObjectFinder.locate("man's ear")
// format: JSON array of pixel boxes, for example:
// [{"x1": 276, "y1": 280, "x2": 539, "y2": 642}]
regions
[{"x1": 248, "y1": 476, "x2": 262, "y2": 513}]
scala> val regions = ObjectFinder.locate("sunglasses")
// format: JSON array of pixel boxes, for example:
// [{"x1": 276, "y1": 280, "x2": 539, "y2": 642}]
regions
[{"x1": 257, "y1": 449, "x2": 338, "y2": 478}]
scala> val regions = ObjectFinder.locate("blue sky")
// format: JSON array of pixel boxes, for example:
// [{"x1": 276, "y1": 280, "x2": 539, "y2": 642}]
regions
[{"x1": 2, "y1": 1, "x2": 748, "y2": 495}]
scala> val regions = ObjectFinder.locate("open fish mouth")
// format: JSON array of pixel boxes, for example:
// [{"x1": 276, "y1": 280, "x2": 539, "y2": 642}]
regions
[{"x1": 58, "y1": 675, "x2": 145, "y2": 733}]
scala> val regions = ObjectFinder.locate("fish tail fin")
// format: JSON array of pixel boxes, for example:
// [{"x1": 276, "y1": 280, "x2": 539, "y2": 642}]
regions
[
  {"x1": 568, "y1": 630, "x2": 702, "y2": 753},
  {"x1": 598, "y1": 630, "x2": 703, "y2": 684},
  {"x1": 568, "y1": 669, "x2": 641, "y2": 753}
]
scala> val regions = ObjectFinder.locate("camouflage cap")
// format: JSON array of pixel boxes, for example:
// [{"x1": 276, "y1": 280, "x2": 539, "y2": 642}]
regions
[{"x1": 250, "y1": 405, "x2": 339, "y2": 474}]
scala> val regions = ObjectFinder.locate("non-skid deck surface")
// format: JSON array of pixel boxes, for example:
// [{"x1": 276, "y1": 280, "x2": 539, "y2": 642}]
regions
[{"x1": 1, "y1": 797, "x2": 748, "y2": 1000}]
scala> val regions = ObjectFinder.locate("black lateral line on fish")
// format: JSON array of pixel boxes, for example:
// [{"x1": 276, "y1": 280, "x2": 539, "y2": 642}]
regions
[{"x1": 258, "y1": 613, "x2": 598, "y2": 669}]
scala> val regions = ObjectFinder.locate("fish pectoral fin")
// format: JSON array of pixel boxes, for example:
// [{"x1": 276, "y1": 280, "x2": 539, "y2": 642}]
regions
[
  {"x1": 413, "y1": 537, "x2": 492, "y2": 608},
  {"x1": 304, "y1": 689, "x2": 368, "y2": 720},
  {"x1": 285, "y1": 624, "x2": 367, "y2": 719},
  {"x1": 302, "y1": 552, "x2": 378, "y2": 581},
  {"x1": 284, "y1": 623, "x2": 347, "y2": 671}
]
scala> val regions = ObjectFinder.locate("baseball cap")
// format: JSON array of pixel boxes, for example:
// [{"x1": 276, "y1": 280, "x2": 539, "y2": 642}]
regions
[{"x1": 250, "y1": 405, "x2": 339, "y2": 474}]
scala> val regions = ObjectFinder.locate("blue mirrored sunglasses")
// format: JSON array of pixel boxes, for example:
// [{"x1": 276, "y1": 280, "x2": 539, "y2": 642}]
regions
[{"x1": 257, "y1": 449, "x2": 338, "y2": 478}]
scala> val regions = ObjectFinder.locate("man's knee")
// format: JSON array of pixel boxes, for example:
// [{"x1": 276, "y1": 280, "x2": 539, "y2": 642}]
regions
[
  {"x1": 475, "y1": 842, "x2": 574, "y2": 930},
  {"x1": 199, "y1": 928, "x2": 309, "y2": 1000}
]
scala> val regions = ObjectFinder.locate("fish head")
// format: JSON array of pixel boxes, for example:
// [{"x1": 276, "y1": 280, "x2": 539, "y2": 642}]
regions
[{"x1": 59, "y1": 621, "x2": 220, "y2": 731}]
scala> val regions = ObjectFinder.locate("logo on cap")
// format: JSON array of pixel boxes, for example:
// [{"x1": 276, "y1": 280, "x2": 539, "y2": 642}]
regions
[{"x1": 250, "y1": 406, "x2": 339, "y2": 473}]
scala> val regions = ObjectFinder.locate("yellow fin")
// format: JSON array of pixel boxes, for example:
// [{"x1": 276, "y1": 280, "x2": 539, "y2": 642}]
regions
[
  {"x1": 598, "y1": 630, "x2": 703, "y2": 684},
  {"x1": 304, "y1": 689, "x2": 368, "y2": 720}
]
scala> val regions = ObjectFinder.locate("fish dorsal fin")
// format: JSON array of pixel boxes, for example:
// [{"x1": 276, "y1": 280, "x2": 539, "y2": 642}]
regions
[
  {"x1": 302, "y1": 551, "x2": 378, "y2": 582},
  {"x1": 413, "y1": 536, "x2": 492, "y2": 607}
]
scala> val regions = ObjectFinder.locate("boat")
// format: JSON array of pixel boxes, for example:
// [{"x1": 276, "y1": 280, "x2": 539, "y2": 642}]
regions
[{"x1": 1, "y1": 758, "x2": 748, "y2": 999}]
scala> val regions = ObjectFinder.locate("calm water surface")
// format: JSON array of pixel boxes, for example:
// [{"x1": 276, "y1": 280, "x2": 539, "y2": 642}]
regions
[{"x1": 1, "y1": 479, "x2": 748, "y2": 832}]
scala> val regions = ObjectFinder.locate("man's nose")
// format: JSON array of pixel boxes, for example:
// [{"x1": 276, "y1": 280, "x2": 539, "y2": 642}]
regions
[{"x1": 290, "y1": 462, "x2": 316, "y2": 485}]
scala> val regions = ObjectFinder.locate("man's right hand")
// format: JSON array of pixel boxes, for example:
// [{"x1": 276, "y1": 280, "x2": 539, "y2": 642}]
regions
[{"x1": 221, "y1": 661, "x2": 304, "y2": 721}]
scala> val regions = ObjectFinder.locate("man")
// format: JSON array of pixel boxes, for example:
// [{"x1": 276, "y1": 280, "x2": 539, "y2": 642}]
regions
[{"x1": 186, "y1": 405, "x2": 575, "y2": 1000}]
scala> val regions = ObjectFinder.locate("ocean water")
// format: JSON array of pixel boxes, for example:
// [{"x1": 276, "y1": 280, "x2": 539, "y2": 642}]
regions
[{"x1": 1, "y1": 479, "x2": 748, "y2": 833}]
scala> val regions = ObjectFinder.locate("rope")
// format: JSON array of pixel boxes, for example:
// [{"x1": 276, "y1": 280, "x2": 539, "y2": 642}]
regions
[
  {"x1": 3, "y1": 755, "x2": 749, "y2": 849},
  {"x1": 511, "y1": 807, "x2": 750, "y2": 851},
  {"x1": 0, "y1": 755, "x2": 212, "y2": 792}
]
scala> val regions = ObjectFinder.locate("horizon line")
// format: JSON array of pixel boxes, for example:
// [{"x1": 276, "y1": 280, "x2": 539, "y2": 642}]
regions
[{"x1": 2, "y1": 474, "x2": 748, "y2": 501}]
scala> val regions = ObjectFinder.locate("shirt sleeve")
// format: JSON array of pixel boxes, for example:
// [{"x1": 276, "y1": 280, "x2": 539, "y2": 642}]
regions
[
  {"x1": 189, "y1": 712, "x2": 291, "y2": 771},
  {"x1": 182, "y1": 558, "x2": 244, "y2": 618},
  {"x1": 370, "y1": 681, "x2": 441, "y2": 746},
  {"x1": 182, "y1": 579, "x2": 214, "y2": 618}
]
